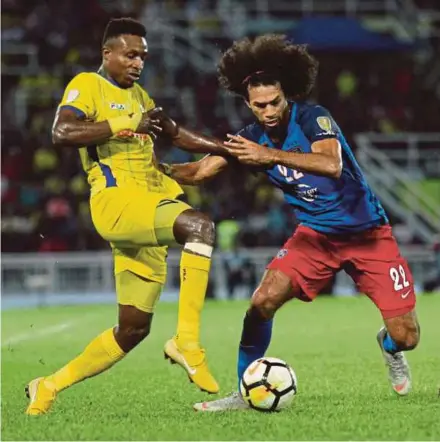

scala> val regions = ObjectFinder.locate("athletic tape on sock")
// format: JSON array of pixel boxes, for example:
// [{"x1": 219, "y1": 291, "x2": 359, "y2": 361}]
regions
[{"x1": 184, "y1": 242, "x2": 213, "y2": 258}]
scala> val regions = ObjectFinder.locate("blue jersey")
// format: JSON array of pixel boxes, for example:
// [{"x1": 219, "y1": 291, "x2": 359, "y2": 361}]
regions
[{"x1": 238, "y1": 102, "x2": 388, "y2": 234}]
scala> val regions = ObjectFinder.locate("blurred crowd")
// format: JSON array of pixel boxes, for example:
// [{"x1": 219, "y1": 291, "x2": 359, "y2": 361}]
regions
[{"x1": 2, "y1": 0, "x2": 439, "y2": 254}]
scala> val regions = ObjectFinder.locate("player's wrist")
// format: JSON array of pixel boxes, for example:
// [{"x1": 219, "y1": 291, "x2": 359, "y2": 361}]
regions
[
  {"x1": 170, "y1": 126, "x2": 180, "y2": 139},
  {"x1": 108, "y1": 114, "x2": 142, "y2": 135},
  {"x1": 267, "y1": 149, "x2": 278, "y2": 167},
  {"x1": 163, "y1": 117, "x2": 179, "y2": 139}
]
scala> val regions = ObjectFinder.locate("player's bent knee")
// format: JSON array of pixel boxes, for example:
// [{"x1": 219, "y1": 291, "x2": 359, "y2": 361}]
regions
[
  {"x1": 250, "y1": 272, "x2": 294, "y2": 320},
  {"x1": 251, "y1": 292, "x2": 277, "y2": 320},
  {"x1": 174, "y1": 209, "x2": 215, "y2": 246},
  {"x1": 189, "y1": 213, "x2": 215, "y2": 245}
]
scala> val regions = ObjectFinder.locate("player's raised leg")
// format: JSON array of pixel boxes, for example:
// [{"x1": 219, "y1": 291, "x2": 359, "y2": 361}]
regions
[
  {"x1": 26, "y1": 274, "x2": 161, "y2": 415},
  {"x1": 156, "y1": 204, "x2": 218, "y2": 393}
]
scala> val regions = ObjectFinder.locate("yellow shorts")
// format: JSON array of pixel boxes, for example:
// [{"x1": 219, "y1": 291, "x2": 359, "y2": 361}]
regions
[
  {"x1": 115, "y1": 271, "x2": 162, "y2": 313},
  {"x1": 90, "y1": 186, "x2": 191, "y2": 310}
]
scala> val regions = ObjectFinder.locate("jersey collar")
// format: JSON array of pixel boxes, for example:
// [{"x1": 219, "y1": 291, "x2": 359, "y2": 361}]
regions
[{"x1": 97, "y1": 68, "x2": 126, "y2": 89}]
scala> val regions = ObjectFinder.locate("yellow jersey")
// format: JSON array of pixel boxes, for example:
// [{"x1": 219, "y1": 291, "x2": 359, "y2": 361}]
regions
[{"x1": 58, "y1": 72, "x2": 182, "y2": 198}]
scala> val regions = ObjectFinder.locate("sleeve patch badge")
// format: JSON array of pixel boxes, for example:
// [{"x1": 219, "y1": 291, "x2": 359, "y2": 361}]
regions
[
  {"x1": 316, "y1": 116, "x2": 332, "y2": 132},
  {"x1": 66, "y1": 89, "x2": 79, "y2": 103}
]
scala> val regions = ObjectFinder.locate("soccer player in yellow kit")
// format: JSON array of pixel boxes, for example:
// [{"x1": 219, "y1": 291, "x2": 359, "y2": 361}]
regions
[{"x1": 25, "y1": 18, "x2": 220, "y2": 415}]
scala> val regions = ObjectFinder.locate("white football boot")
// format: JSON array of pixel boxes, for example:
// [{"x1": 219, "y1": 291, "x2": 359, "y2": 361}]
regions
[
  {"x1": 377, "y1": 327, "x2": 412, "y2": 395},
  {"x1": 193, "y1": 392, "x2": 250, "y2": 412}
]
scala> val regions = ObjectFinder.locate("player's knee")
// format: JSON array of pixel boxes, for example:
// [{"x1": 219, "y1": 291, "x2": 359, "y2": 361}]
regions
[
  {"x1": 188, "y1": 213, "x2": 215, "y2": 246},
  {"x1": 251, "y1": 291, "x2": 277, "y2": 320},
  {"x1": 174, "y1": 209, "x2": 216, "y2": 246}
]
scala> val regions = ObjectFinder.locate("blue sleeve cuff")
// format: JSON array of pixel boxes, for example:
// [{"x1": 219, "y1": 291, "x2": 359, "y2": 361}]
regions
[
  {"x1": 309, "y1": 133, "x2": 338, "y2": 143},
  {"x1": 60, "y1": 105, "x2": 86, "y2": 118}
]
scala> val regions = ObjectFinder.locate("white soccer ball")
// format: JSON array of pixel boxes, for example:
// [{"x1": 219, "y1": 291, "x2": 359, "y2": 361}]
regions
[{"x1": 240, "y1": 357, "x2": 297, "y2": 412}]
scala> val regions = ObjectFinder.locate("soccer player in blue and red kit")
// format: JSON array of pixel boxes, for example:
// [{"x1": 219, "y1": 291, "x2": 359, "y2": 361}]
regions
[{"x1": 153, "y1": 34, "x2": 420, "y2": 411}]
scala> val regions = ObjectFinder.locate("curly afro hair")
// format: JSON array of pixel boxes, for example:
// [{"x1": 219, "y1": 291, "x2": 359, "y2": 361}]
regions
[{"x1": 218, "y1": 34, "x2": 318, "y2": 100}]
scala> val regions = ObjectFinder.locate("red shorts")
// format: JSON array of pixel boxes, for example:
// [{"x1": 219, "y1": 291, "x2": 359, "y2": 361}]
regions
[{"x1": 267, "y1": 225, "x2": 416, "y2": 319}]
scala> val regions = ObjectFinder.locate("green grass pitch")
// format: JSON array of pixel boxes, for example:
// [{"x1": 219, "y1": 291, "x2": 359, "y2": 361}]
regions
[{"x1": 2, "y1": 295, "x2": 440, "y2": 441}]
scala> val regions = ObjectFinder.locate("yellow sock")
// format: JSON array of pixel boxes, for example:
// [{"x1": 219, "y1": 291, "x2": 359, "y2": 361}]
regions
[
  {"x1": 177, "y1": 250, "x2": 211, "y2": 348},
  {"x1": 46, "y1": 328, "x2": 125, "y2": 392}
]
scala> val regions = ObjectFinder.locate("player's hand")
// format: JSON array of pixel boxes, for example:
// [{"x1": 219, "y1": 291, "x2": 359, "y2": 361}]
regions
[
  {"x1": 147, "y1": 108, "x2": 179, "y2": 138},
  {"x1": 135, "y1": 107, "x2": 164, "y2": 139},
  {"x1": 224, "y1": 134, "x2": 275, "y2": 166}
]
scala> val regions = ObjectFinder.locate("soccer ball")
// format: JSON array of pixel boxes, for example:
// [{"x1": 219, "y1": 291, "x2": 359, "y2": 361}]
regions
[{"x1": 240, "y1": 357, "x2": 297, "y2": 412}]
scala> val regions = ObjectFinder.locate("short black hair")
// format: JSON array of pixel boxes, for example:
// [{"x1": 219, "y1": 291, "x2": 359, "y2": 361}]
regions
[
  {"x1": 218, "y1": 34, "x2": 318, "y2": 100},
  {"x1": 102, "y1": 18, "x2": 146, "y2": 46}
]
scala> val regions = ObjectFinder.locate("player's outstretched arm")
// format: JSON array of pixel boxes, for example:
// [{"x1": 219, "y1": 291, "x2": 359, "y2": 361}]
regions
[
  {"x1": 225, "y1": 135, "x2": 342, "y2": 179},
  {"x1": 269, "y1": 138, "x2": 343, "y2": 178},
  {"x1": 52, "y1": 108, "x2": 163, "y2": 148},
  {"x1": 158, "y1": 155, "x2": 229, "y2": 185},
  {"x1": 174, "y1": 126, "x2": 230, "y2": 155},
  {"x1": 149, "y1": 109, "x2": 229, "y2": 155}
]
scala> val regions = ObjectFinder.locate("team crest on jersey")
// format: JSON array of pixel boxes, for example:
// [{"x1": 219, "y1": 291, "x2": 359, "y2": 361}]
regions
[
  {"x1": 110, "y1": 103, "x2": 126, "y2": 110},
  {"x1": 276, "y1": 249, "x2": 288, "y2": 259},
  {"x1": 316, "y1": 116, "x2": 332, "y2": 132}
]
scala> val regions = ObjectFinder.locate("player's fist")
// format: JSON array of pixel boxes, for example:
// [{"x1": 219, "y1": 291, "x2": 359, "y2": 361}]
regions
[
  {"x1": 147, "y1": 108, "x2": 179, "y2": 138},
  {"x1": 135, "y1": 107, "x2": 164, "y2": 139}
]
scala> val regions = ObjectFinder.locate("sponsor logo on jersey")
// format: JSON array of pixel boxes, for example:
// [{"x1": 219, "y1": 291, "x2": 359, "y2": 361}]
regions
[
  {"x1": 110, "y1": 103, "x2": 126, "y2": 110},
  {"x1": 295, "y1": 184, "x2": 318, "y2": 202},
  {"x1": 116, "y1": 130, "x2": 151, "y2": 141}
]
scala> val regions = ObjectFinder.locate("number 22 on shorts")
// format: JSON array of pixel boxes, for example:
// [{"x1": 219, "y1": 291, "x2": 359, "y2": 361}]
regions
[{"x1": 389, "y1": 264, "x2": 411, "y2": 297}]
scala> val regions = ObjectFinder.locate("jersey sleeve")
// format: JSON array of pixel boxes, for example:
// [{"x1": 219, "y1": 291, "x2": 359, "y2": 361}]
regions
[
  {"x1": 298, "y1": 105, "x2": 338, "y2": 143},
  {"x1": 58, "y1": 73, "x2": 96, "y2": 119},
  {"x1": 140, "y1": 88, "x2": 156, "y2": 112}
]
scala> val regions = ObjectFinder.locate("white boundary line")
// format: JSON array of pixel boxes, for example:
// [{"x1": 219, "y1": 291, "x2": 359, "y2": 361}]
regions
[{"x1": 1, "y1": 322, "x2": 73, "y2": 347}]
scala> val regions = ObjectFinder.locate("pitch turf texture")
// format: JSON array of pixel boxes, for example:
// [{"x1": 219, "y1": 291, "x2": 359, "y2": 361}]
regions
[{"x1": 2, "y1": 295, "x2": 440, "y2": 441}]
